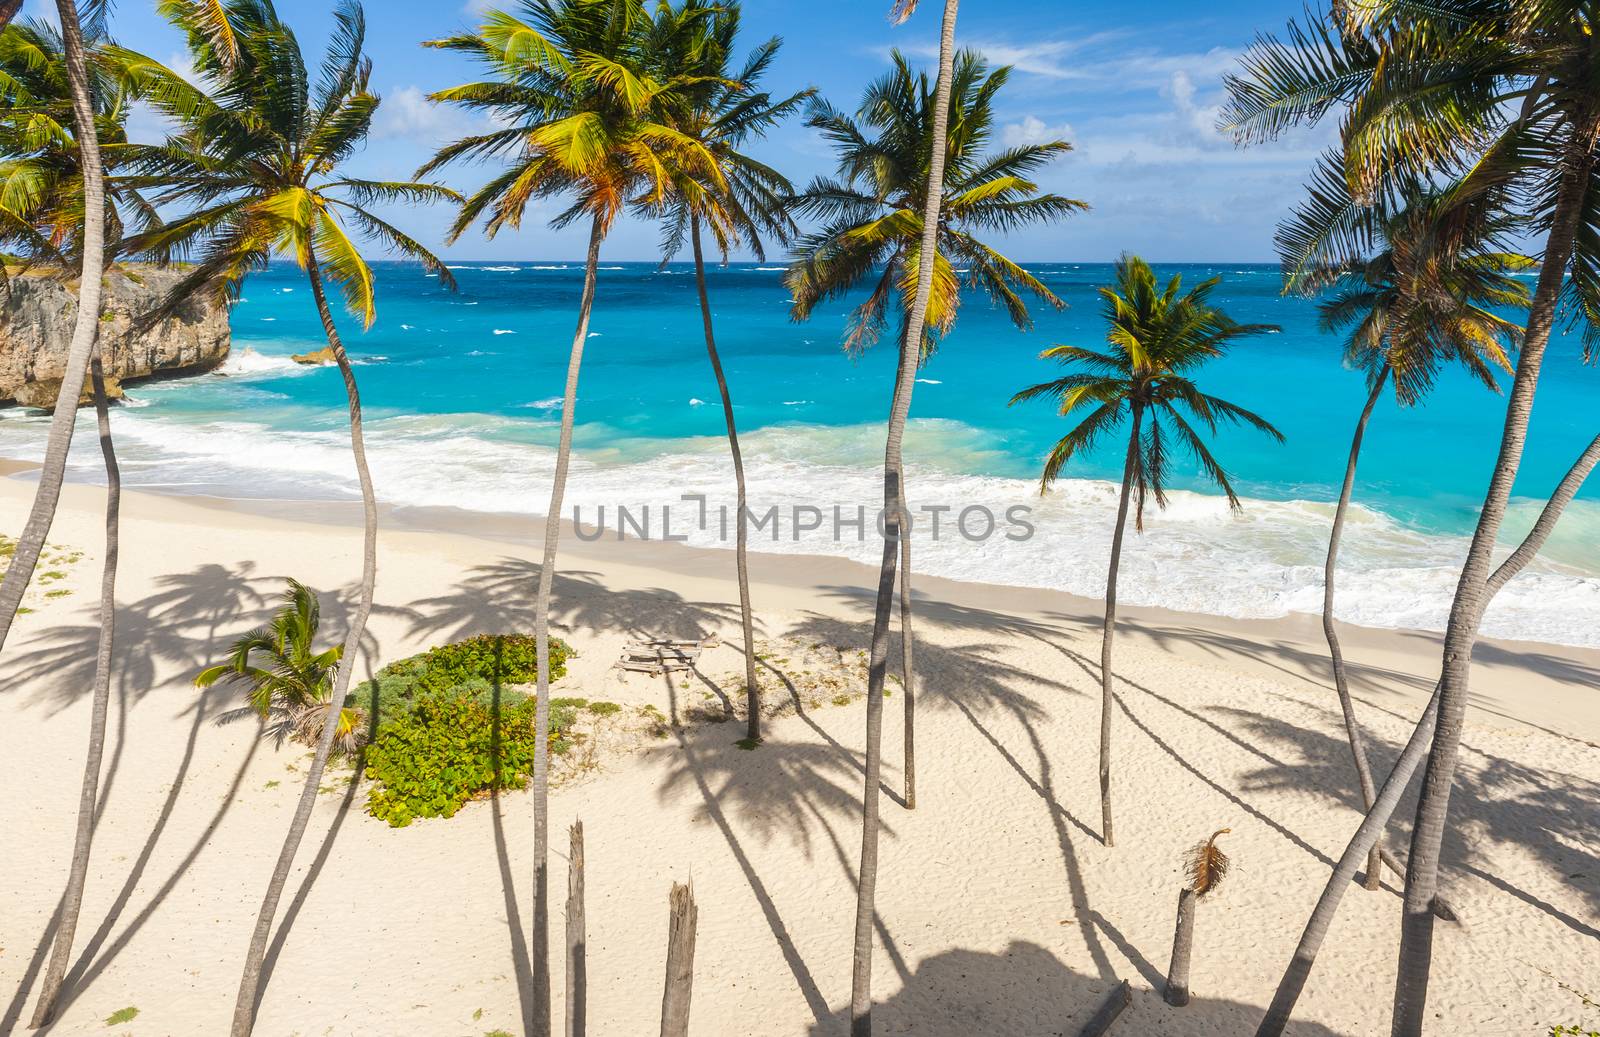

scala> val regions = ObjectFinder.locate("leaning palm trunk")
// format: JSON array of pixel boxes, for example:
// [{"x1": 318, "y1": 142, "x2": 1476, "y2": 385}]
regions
[
  {"x1": 688, "y1": 215, "x2": 759, "y2": 742},
  {"x1": 850, "y1": 1, "x2": 958, "y2": 1032},
  {"x1": 1390, "y1": 151, "x2": 1595, "y2": 1037},
  {"x1": 899, "y1": 523, "x2": 915, "y2": 809},
  {"x1": 1097, "y1": 404, "x2": 1143, "y2": 848},
  {"x1": 27, "y1": 353, "x2": 118, "y2": 1028},
  {"x1": 0, "y1": 0, "x2": 23, "y2": 32},
  {"x1": 530, "y1": 213, "x2": 605, "y2": 1037},
  {"x1": 1256, "y1": 427, "x2": 1600, "y2": 1037},
  {"x1": 229, "y1": 249, "x2": 379, "y2": 1037},
  {"x1": 0, "y1": 0, "x2": 107, "y2": 653},
  {"x1": 1324, "y1": 366, "x2": 1389, "y2": 890}
]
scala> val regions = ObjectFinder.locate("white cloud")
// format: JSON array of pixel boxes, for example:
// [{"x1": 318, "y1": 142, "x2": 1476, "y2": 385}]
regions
[
  {"x1": 1002, "y1": 115, "x2": 1075, "y2": 149},
  {"x1": 374, "y1": 85, "x2": 463, "y2": 143}
]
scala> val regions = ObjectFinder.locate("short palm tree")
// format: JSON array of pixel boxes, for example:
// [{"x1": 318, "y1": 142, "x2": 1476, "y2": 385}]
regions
[
  {"x1": 1281, "y1": 154, "x2": 1529, "y2": 893},
  {"x1": 195, "y1": 578, "x2": 365, "y2": 753},
  {"x1": 422, "y1": 3, "x2": 720, "y2": 1030},
  {"x1": 1223, "y1": 6, "x2": 1600, "y2": 1029},
  {"x1": 107, "y1": 2, "x2": 457, "y2": 1032},
  {"x1": 788, "y1": 45, "x2": 1084, "y2": 823},
  {"x1": 1011, "y1": 255, "x2": 1283, "y2": 848},
  {"x1": 643, "y1": 0, "x2": 810, "y2": 747}
]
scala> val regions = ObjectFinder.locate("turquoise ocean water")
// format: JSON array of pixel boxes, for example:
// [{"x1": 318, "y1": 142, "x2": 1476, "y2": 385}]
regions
[{"x1": 2, "y1": 260, "x2": 1596, "y2": 645}]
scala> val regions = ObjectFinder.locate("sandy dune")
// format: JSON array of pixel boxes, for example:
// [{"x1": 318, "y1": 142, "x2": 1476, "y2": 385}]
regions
[{"x1": 2, "y1": 478, "x2": 1597, "y2": 1036}]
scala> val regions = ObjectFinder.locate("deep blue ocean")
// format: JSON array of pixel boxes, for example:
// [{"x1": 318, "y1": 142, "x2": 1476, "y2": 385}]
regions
[{"x1": 3, "y1": 260, "x2": 1595, "y2": 645}]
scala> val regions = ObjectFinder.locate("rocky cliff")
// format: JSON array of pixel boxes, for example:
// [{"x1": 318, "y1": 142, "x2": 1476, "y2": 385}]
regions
[{"x1": 0, "y1": 265, "x2": 231, "y2": 408}]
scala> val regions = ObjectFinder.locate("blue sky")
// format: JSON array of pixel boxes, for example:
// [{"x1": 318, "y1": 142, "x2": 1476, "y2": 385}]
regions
[{"x1": 39, "y1": 0, "x2": 1333, "y2": 261}]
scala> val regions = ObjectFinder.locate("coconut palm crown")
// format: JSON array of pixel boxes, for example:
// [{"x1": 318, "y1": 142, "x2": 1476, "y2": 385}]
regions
[
  {"x1": 786, "y1": 48, "x2": 1085, "y2": 357},
  {"x1": 419, "y1": 0, "x2": 725, "y2": 241},
  {"x1": 642, "y1": 0, "x2": 812, "y2": 262},
  {"x1": 1282, "y1": 152, "x2": 1531, "y2": 404},
  {"x1": 0, "y1": 17, "x2": 153, "y2": 265},
  {"x1": 105, "y1": 0, "x2": 459, "y2": 321},
  {"x1": 1011, "y1": 255, "x2": 1284, "y2": 526}
]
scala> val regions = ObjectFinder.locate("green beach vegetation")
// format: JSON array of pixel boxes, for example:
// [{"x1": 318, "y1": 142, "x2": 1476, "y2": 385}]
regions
[{"x1": 2, "y1": 0, "x2": 1598, "y2": 1035}]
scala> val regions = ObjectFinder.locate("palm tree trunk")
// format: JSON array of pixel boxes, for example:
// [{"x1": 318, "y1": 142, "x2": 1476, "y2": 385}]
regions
[
  {"x1": 849, "y1": 1, "x2": 958, "y2": 1032},
  {"x1": 1098, "y1": 405, "x2": 1143, "y2": 849},
  {"x1": 229, "y1": 248, "x2": 379, "y2": 1037},
  {"x1": 899, "y1": 523, "x2": 916, "y2": 810},
  {"x1": 1163, "y1": 886, "x2": 1197, "y2": 1007},
  {"x1": 27, "y1": 351, "x2": 117, "y2": 1029},
  {"x1": 531, "y1": 212, "x2": 605, "y2": 1037},
  {"x1": 1257, "y1": 428, "x2": 1600, "y2": 1037},
  {"x1": 1324, "y1": 366, "x2": 1389, "y2": 890},
  {"x1": 1390, "y1": 149, "x2": 1595, "y2": 1037},
  {"x1": 688, "y1": 215, "x2": 759, "y2": 743},
  {"x1": 0, "y1": 0, "x2": 24, "y2": 30},
  {"x1": 0, "y1": 0, "x2": 107, "y2": 653}
]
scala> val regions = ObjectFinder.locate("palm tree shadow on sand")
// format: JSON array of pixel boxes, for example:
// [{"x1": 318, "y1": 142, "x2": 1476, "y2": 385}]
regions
[
  {"x1": 804, "y1": 941, "x2": 1349, "y2": 1037},
  {"x1": 385, "y1": 555, "x2": 742, "y2": 645}
]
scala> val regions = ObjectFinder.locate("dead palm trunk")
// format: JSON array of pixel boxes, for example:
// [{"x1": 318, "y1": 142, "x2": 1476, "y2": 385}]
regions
[
  {"x1": 0, "y1": 0, "x2": 107, "y2": 653},
  {"x1": 531, "y1": 212, "x2": 606, "y2": 1037},
  {"x1": 849, "y1": 1, "x2": 958, "y2": 1032},
  {"x1": 1324, "y1": 365, "x2": 1389, "y2": 890},
  {"x1": 229, "y1": 247, "x2": 379, "y2": 1037},
  {"x1": 688, "y1": 215, "x2": 759, "y2": 743},
  {"x1": 1256, "y1": 427, "x2": 1600, "y2": 1037},
  {"x1": 27, "y1": 352, "x2": 117, "y2": 1029},
  {"x1": 1098, "y1": 403, "x2": 1143, "y2": 849},
  {"x1": 1390, "y1": 149, "x2": 1595, "y2": 1037}
]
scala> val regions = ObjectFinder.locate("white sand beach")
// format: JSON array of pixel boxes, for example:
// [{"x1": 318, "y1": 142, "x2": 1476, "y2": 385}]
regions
[{"x1": 2, "y1": 474, "x2": 1597, "y2": 1036}]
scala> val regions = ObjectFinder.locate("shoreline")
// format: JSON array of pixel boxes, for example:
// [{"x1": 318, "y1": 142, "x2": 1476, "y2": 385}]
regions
[{"x1": 7, "y1": 467, "x2": 1597, "y2": 743}]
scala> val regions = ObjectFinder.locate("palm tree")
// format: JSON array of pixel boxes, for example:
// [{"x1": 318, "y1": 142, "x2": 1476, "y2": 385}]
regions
[
  {"x1": 107, "y1": 3, "x2": 457, "y2": 1031},
  {"x1": 787, "y1": 44, "x2": 1084, "y2": 820},
  {"x1": 1011, "y1": 255, "x2": 1283, "y2": 848},
  {"x1": 1222, "y1": 6, "x2": 1600, "y2": 1028},
  {"x1": 194, "y1": 578, "x2": 365, "y2": 753},
  {"x1": 836, "y1": 1, "x2": 961, "y2": 1030},
  {"x1": 1280, "y1": 153, "x2": 1529, "y2": 891},
  {"x1": 0, "y1": 12, "x2": 154, "y2": 1025},
  {"x1": 644, "y1": 0, "x2": 810, "y2": 747},
  {"x1": 422, "y1": 3, "x2": 720, "y2": 1030},
  {"x1": 0, "y1": 0, "x2": 110, "y2": 652}
]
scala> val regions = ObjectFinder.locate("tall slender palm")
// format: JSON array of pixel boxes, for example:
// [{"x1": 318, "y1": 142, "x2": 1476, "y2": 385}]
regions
[
  {"x1": 0, "y1": 11, "x2": 148, "y2": 1026},
  {"x1": 108, "y1": 3, "x2": 457, "y2": 1032},
  {"x1": 422, "y1": 3, "x2": 719, "y2": 1031},
  {"x1": 1280, "y1": 153, "x2": 1529, "y2": 890},
  {"x1": 1222, "y1": 5, "x2": 1600, "y2": 1029},
  {"x1": 644, "y1": 1, "x2": 809, "y2": 745},
  {"x1": 0, "y1": 0, "x2": 109, "y2": 652},
  {"x1": 1011, "y1": 255, "x2": 1283, "y2": 848},
  {"x1": 842, "y1": 2, "x2": 958, "y2": 1029},
  {"x1": 788, "y1": 44, "x2": 1083, "y2": 815}
]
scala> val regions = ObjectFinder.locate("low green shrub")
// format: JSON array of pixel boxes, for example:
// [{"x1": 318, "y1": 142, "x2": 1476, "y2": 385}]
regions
[
  {"x1": 362, "y1": 633, "x2": 572, "y2": 732},
  {"x1": 364, "y1": 693, "x2": 576, "y2": 827}
]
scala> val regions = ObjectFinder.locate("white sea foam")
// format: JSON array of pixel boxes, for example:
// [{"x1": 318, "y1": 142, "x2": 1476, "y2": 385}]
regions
[
  {"x1": 482, "y1": 266, "x2": 522, "y2": 272},
  {"x1": 260, "y1": 317, "x2": 276, "y2": 322},
  {"x1": 493, "y1": 329, "x2": 517, "y2": 336},
  {"x1": 10, "y1": 407, "x2": 1596, "y2": 648},
  {"x1": 916, "y1": 378, "x2": 942, "y2": 385},
  {"x1": 217, "y1": 348, "x2": 308, "y2": 377},
  {"x1": 400, "y1": 324, "x2": 414, "y2": 330},
  {"x1": 689, "y1": 398, "x2": 705, "y2": 406}
]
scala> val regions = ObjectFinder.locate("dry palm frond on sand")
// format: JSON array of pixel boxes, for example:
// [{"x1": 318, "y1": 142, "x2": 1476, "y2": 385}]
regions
[{"x1": 1186, "y1": 828, "x2": 1232, "y2": 897}]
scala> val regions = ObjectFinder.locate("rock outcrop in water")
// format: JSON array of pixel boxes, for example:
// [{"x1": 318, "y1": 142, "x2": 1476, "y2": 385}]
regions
[{"x1": 0, "y1": 265, "x2": 231, "y2": 409}]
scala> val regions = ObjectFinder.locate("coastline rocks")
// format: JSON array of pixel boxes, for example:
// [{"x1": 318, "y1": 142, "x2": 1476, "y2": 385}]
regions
[
  {"x1": 0, "y1": 265, "x2": 231, "y2": 410},
  {"x1": 290, "y1": 345, "x2": 337, "y2": 365}
]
